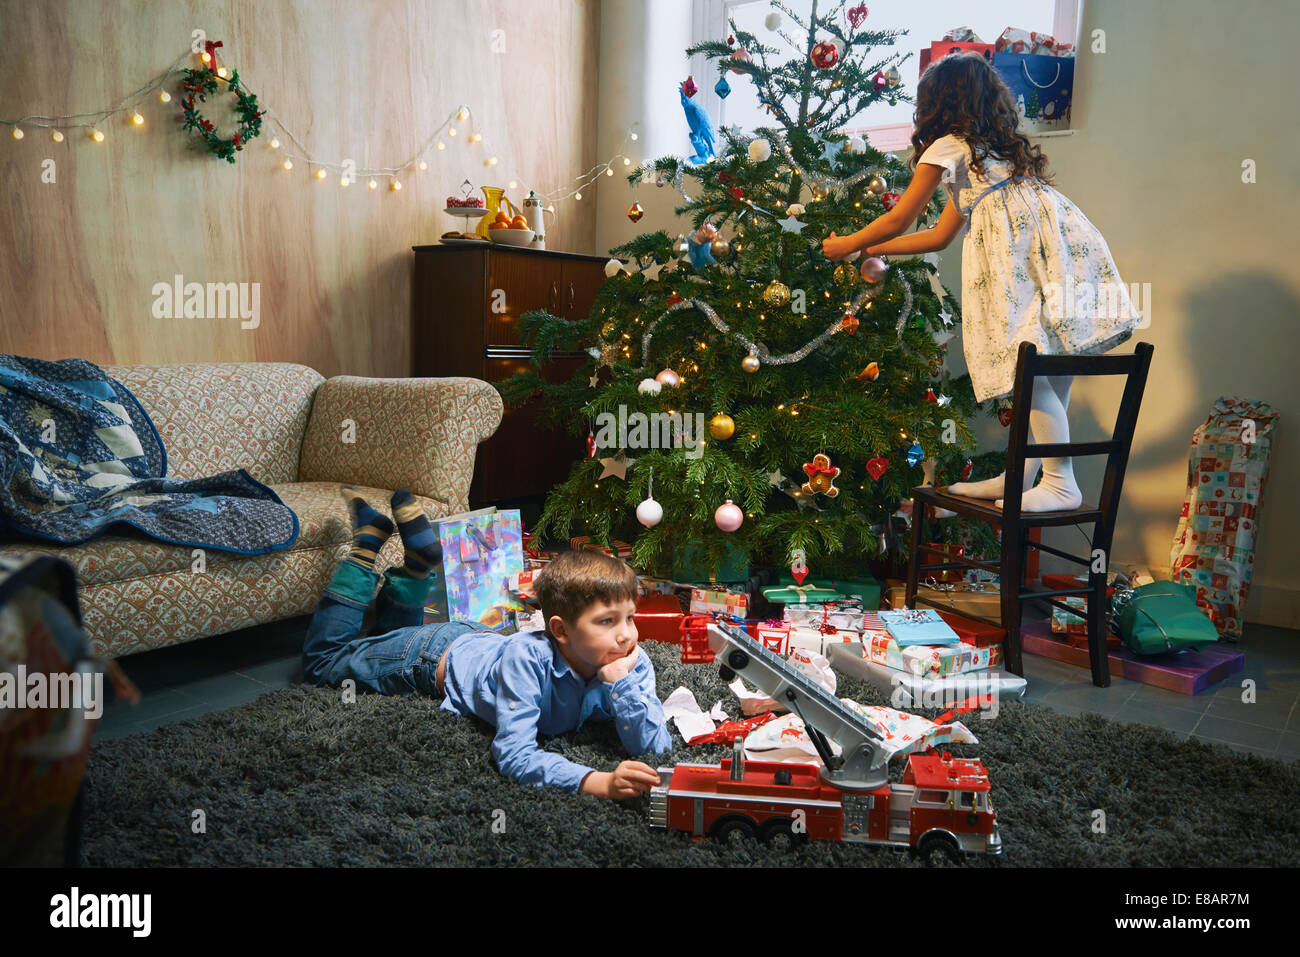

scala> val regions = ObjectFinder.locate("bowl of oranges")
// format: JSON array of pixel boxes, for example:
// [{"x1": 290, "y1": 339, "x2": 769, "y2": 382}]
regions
[{"x1": 488, "y1": 208, "x2": 535, "y2": 246}]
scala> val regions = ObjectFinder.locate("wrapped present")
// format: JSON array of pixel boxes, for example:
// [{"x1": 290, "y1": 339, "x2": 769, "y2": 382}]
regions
[
  {"x1": 508, "y1": 569, "x2": 539, "y2": 604},
  {"x1": 755, "y1": 622, "x2": 791, "y2": 656},
  {"x1": 782, "y1": 598, "x2": 866, "y2": 632},
  {"x1": 689, "y1": 587, "x2": 748, "y2": 620},
  {"x1": 637, "y1": 576, "x2": 679, "y2": 596},
  {"x1": 673, "y1": 539, "x2": 750, "y2": 583},
  {"x1": 880, "y1": 608, "x2": 962, "y2": 647},
  {"x1": 942, "y1": 26, "x2": 983, "y2": 42},
  {"x1": 776, "y1": 573, "x2": 881, "y2": 609},
  {"x1": 763, "y1": 583, "x2": 841, "y2": 605},
  {"x1": 437, "y1": 509, "x2": 526, "y2": 628},
  {"x1": 1041, "y1": 573, "x2": 1117, "y2": 598},
  {"x1": 862, "y1": 632, "x2": 990, "y2": 676},
  {"x1": 917, "y1": 580, "x2": 1002, "y2": 618},
  {"x1": 935, "y1": 610, "x2": 1004, "y2": 649},
  {"x1": 635, "y1": 593, "x2": 685, "y2": 643},
  {"x1": 994, "y1": 27, "x2": 1075, "y2": 56},
  {"x1": 569, "y1": 535, "x2": 633, "y2": 559},
  {"x1": 788, "y1": 625, "x2": 860, "y2": 656},
  {"x1": 1170, "y1": 397, "x2": 1277, "y2": 641},
  {"x1": 1051, "y1": 595, "x2": 1088, "y2": 636}
]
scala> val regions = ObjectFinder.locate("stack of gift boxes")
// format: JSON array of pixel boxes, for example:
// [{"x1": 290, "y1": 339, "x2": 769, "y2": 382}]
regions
[{"x1": 629, "y1": 572, "x2": 1007, "y2": 685}]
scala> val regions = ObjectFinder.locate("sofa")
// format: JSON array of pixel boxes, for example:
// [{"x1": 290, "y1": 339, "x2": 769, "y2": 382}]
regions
[{"x1": 0, "y1": 363, "x2": 503, "y2": 658}]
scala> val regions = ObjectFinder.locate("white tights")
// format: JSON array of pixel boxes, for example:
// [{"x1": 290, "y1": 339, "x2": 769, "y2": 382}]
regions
[{"x1": 947, "y1": 375, "x2": 1083, "y2": 512}]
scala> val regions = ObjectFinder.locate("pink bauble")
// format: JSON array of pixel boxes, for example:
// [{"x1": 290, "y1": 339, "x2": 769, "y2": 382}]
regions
[
  {"x1": 860, "y1": 256, "x2": 888, "y2": 283},
  {"x1": 714, "y1": 499, "x2": 744, "y2": 532},
  {"x1": 728, "y1": 48, "x2": 752, "y2": 74},
  {"x1": 655, "y1": 368, "x2": 680, "y2": 388}
]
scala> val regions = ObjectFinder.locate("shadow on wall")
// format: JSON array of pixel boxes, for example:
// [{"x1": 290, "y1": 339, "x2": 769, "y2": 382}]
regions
[{"x1": 1044, "y1": 270, "x2": 1295, "y2": 582}]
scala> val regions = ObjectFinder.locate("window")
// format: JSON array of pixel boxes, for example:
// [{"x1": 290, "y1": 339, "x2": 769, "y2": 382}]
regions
[
  {"x1": 916, "y1": 789, "x2": 951, "y2": 806},
  {"x1": 957, "y1": 790, "x2": 975, "y2": 810},
  {"x1": 693, "y1": 0, "x2": 1079, "y2": 151}
]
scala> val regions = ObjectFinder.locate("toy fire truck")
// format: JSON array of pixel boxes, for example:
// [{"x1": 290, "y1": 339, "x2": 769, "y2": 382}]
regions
[{"x1": 649, "y1": 619, "x2": 1002, "y2": 860}]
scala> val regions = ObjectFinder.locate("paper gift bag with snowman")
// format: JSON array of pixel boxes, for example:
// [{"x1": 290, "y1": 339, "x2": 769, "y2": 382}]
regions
[{"x1": 993, "y1": 51, "x2": 1075, "y2": 133}]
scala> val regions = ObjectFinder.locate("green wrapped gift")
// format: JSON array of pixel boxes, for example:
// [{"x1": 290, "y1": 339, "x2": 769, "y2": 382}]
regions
[
  {"x1": 775, "y1": 574, "x2": 882, "y2": 609},
  {"x1": 763, "y1": 583, "x2": 842, "y2": 604},
  {"x1": 1113, "y1": 581, "x2": 1220, "y2": 656},
  {"x1": 673, "y1": 540, "x2": 750, "y2": 584}
]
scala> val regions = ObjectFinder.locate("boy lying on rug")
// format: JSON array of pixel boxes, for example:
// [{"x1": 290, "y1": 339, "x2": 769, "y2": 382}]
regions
[{"x1": 302, "y1": 489, "x2": 670, "y2": 800}]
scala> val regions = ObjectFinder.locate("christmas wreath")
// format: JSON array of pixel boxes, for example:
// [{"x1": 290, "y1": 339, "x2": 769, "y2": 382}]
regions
[{"x1": 178, "y1": 44, "x2": 264, "y2": 163}]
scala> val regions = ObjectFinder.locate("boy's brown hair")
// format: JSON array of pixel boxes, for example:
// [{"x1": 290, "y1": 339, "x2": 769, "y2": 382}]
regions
[{"x1": 533, "y1": 550, "x2": 639, "y2": 635}]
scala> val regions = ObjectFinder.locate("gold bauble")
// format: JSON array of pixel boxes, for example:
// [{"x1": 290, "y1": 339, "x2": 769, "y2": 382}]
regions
[
  {"x1": 867, "y1": 175, "x2": 887, "y2": 195},
  {"x1": 711, "y1": 238, "x2": 731, "y2": 258},
  {"x1": 833, "y1": 263, "x2": 859, "y2": 288},
  {"x1": 627, "y1": 201, "x2": 645, "y2": 223},
  {"x1": 741, "y1": 353, "x2": 761, "y2": 373},
  {"x1": 709, "y1": 413, "x2": 736, "y2": 440},
  {"x1": 762, "y1": 280, "x2": 790, "y2": 308}
]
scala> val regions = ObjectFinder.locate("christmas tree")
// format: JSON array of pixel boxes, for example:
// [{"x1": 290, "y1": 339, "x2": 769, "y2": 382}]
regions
[{"x1": 501, "y1": 0, "x2": 993, "y2": 580}]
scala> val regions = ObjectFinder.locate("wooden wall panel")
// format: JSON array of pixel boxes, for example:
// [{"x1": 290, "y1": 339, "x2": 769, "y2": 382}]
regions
[{"x1": 0, "y1": 0, "x2": 600, "y2": 377}]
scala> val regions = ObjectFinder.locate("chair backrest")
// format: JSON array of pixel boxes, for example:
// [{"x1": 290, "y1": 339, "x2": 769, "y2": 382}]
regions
[{"x1": 1002, "y1": 341, "x2": 1154, "y2": 541}]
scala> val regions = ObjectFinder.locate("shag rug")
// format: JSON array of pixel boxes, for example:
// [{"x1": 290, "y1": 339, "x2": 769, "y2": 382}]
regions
[{"x1": 83, "y1": 640, "x2": 1300, "y2": 867}]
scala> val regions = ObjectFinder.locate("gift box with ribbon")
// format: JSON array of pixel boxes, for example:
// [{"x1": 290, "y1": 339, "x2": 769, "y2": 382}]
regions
[
  {"x1": 689, "y1": 587, "x2": 748, "y2": 620},
  {"x1": 880, "y1": 608, "x2": 962, "y2": 647},
  {"x1": 789, "y1": 626, "x2": 860, "y2": 657},
  {"x1": 782, "y1": 598, "x2": 866, "y2": 632},
  {"x1": 755, "y1": 621, "x2": 791, "y2": 656},
  {"x1": 763, "y1": 583, "x2": 842, "y2": 605},
  {"x1": 775, "y1": 574, "x2": 881, "y2": 609},
  {"x1": 634, "y1": 593, "x2": 685, "y2": 643},
  {"x1": 569, "y1": 535, "x2": 633, "y2": 559}
]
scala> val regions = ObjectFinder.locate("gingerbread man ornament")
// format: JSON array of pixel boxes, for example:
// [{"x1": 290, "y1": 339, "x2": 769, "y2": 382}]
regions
[{"x1": 802, "y1": 453, "x2": 841, "y2": 497}]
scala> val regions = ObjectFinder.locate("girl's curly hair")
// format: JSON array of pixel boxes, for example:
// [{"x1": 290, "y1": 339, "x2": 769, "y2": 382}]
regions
[{"x1": 908, "y1": 52, "x2": 1054, "y2": 185}]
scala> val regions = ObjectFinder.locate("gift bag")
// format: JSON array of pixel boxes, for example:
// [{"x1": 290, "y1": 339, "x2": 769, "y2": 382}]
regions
[
  {"x1": 1170, "y1": 397, "x2": 1277, "y2": 640},
  {"x1": 438, "y1": 509, "x2": 526, "y2": 629},
  {"x1": 993, "y1": 52, "x2": 1075, "y2": 132},
  {"x1": 919, "y1": 40, "x2": 994, "y2": 79}
]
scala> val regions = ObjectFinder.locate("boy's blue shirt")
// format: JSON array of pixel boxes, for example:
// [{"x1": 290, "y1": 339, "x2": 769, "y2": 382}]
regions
[{"x1": 440, "y1": 630, "x2": 672, "y2": 793}]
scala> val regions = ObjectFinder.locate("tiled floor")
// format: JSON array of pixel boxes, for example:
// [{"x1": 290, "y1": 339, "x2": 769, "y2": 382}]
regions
[{"x1": 96, "y1": 613, "x2": 1300, "y2": 763}]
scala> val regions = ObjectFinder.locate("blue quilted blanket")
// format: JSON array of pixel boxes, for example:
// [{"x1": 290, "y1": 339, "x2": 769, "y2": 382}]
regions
[{"x1": 0, "y1": 356, "x2": 298, "y2": 553}]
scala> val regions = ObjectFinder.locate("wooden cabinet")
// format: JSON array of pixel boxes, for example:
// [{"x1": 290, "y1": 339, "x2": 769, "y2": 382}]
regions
[{"x1": 411, "y1": 243, "x2": 609, "y2": 505}]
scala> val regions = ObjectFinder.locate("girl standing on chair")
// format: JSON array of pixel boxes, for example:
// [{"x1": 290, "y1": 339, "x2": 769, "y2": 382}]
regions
[{"x1": 823, "y1": 52, "x2": 1140, "y2": 511}]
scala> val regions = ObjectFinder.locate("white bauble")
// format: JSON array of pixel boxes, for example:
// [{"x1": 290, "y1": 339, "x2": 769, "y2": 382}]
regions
[
  {"x1": 637, "y1": 377, "x2": 662, "y2": 395},
  {"x1": 847, "y1": 135, "x2": 866, "y2": 154},
  {"x1": 748, "y1": 138, "x2": 772, "y2": 163},
  {"x1": 636, "y1": 497, "x2": 664, "y2": 528},
  {"x1": 604, "y1": 259, "x2": 623, "y2": 278},
  {"x1": 787, "y1": 203, "x2": 805, "y2": 216},
  {"x1": 764, "y1": 12, "x2": 781, "y2": 30}
]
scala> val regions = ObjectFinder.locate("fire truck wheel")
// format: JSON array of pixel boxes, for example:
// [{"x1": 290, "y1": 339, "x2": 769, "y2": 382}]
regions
[
  {"x1": 711, "y1": 815, "x2": 758, "y2": 845},
  {"x1": 759, "y1": 818, "x2": 808, "y2": 850},
  {"x1": 916, "y1": 831, "x2": 961, "y2": 865}
]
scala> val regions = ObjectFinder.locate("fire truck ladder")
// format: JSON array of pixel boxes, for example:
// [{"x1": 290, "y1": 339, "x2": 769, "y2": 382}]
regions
[{"x1": 706, "y1": 621, "x2": 891, "y2": 790}]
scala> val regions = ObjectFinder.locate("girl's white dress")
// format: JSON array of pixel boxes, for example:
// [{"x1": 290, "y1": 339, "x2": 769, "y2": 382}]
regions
[{"x1": 918, "y1": 133, "x2": 1140, "y2": 402}]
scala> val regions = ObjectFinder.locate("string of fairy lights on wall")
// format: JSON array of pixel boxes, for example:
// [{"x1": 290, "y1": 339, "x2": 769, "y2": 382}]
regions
[{"x1": 0, "y1": 42, "x2": 641, "y2": 205}]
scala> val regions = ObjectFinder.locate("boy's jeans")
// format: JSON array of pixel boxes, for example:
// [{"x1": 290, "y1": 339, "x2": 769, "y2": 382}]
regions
[{"x1": 302, "y1": 561, "x2": 477, "y2": 696}]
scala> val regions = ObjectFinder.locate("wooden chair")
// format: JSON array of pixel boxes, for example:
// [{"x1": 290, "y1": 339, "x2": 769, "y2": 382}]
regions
[{"x1": 906, "y1": 341, "x2": 1154, "y2": 687}]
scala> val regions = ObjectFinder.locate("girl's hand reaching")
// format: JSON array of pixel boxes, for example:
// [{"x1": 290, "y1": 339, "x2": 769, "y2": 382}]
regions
[{"x1": 822, "y1": 231, "x2": 859, "y2": 262}]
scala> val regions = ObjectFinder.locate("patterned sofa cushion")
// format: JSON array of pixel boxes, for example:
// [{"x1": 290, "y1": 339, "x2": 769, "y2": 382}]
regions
[
  {"x1": 105, "y1": 363, "x2": 324, "y2": 484},
  {"x1": 52, "y1": 484, "x2": 450, "y2": 657}
]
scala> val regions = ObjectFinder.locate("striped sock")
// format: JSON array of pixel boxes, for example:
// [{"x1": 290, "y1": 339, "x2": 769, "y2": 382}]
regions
[
  {"x1": 342, "y1": 487, "x2": 393, "y2": 572},
  {"x1": 390, "y1": 489, "x2": 442, "y2": 579}
]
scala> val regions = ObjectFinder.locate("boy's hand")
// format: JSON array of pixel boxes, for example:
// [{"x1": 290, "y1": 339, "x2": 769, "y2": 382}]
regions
[
  {"x1": 597, "y1": 644, "x2": 641, "y2": 684},
  {"x1": 582, "y1": 761, "x2": 662, "y2": 800}
]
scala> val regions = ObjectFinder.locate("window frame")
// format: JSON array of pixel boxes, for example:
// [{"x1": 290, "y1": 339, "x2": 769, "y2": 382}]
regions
[{"x1": 694, "y1": 0, "x2": 1082, "y2": 153}]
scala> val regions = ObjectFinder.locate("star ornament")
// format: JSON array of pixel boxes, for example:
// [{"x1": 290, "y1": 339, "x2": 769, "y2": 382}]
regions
[
  {"x1": 766, "y1": 469, "x2": 787, "y2": 487},
  {"x1": 936, "y1": 393, "x2": 952, "y2": 407},
  {"x1": 778, "y1": 215, "x2": 806, "y2": 234},
  {"x1": 641, "y1": 260, "x2": 665, "y2": 282},
  {"x1": 598, "y1": 456, "x2": 633, "y2": 480}
]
